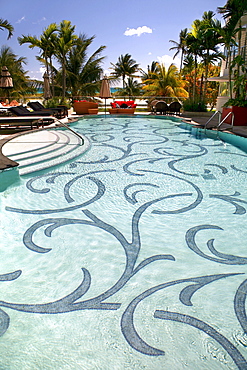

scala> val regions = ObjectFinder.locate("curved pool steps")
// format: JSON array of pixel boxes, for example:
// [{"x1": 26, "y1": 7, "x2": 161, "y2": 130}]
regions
[{"x1": 2, "y1": 129, "x2": 90, "y2": 176}]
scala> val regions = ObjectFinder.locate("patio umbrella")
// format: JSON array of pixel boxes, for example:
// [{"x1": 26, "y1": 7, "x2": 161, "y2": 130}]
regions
[
  {"x1": 43, "y1": 72, "x2": 52, "y2": 100},
  {"x1": 0, "y1": 66, "x2": 13, "y2": 100},
  {"x1": 99, "y1": 76, "x2": 111, "y2": 114}
]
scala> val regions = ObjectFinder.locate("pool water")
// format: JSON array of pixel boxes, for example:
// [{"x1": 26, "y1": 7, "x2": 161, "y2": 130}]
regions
[{"x1": 1, "y1": 116, "x2": 247, "y2": 369}]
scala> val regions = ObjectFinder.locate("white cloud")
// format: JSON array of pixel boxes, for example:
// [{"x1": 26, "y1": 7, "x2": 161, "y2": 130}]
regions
[
  {"x1": 39, "y1": 17, "x2": 46, "y2": 23},
  {"x1": 148, "y1": 52, "x2": 152, "y2": 55},
  {"x1": 29, "y1": 67, "x2": 46, "y2": 80},
  {"x1": 32, "y1": 17, "x2": 47, "y2": 24},
  {"x1": 103, "y1": 69, "x2": 111, "y2": 76},
  {"x1": 16, "y1": 16, "x2": 25, "y2": 24},
  {"x1": 157, "y1": 54, "x2": 181, "y2": 68},
  {"x1": 124, "y1": 26, "x2": 153, "y2": 37}
]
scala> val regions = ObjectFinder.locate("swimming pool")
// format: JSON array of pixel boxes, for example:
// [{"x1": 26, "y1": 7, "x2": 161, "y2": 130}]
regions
[{"x1": 1, "y1": 115, "x2": 247, "y2": 369}]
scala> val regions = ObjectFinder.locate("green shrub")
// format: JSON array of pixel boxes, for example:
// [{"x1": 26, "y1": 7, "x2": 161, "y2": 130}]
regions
[
  {"x1": 223, "y1": 98, "x2": 247, "y2": 108},
  {"x1": 183, "y1": 99, "x2": 207, "y2": 112},
  {"x1": 43, "y1": 98, "x2": 71, "y2": 108}
]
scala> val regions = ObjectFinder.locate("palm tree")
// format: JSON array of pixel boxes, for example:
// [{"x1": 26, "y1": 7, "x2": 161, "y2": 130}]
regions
[
  {"x1": 199, "y1": 11, "x2": 223, "y2": 99},
  {"x1": 169, "y1": 28, "x2": 188, "y2": 71},
  {"x1": 140, "y1": 61, "x2": 159, "y2": 80},
  {"x1": 18, "y1": 23, "x2": 58, "y2": 96},
  {"x1": 0, "y1": 18, "x2": 13, "y2": 39},
  {"x1": 218, "y1": 0, "x2": 247, "y2": 30},
  {"x1": 182, "y1": 55, "x2": 195, "y2": 97},
  {"x1": 185, "y1": 26, "x2": 203, "y2": 102},
  {"x1": 54, "y1": 20, "x2": 78, "y2": 101},
  {"x1": 142, "y1": 63, "x2": 188, "y2": 98},
  {"x1": 218, "y1": 0, "x2": 247, "y2": 99},
  {"x1": 110, "y1": 54, "x2": 139, "y2": 88},
  {"x1": 0, "y1": 46, "x2": 31, "y2": 98},
  {"x1": 64, "y1": 33, "x2": 106, "y2": 97},
  {"x1": 116, "y1": 77, "x2": 142, "y2": 98}
]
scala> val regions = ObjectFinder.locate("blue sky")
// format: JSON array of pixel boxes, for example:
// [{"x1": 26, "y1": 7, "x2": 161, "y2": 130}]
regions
[{"x1": 0, "y1": 0, "x2": 225, "y2": 82}]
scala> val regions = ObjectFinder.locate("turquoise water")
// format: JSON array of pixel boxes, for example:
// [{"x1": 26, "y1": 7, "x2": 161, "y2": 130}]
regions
[{"x1": 1, "y1": 116, "x2": 247, "y2": 369}]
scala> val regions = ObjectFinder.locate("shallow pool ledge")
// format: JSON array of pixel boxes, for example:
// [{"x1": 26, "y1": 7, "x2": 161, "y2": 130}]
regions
[{"x1": 0, "y1": 134, "x2": 19, "y2": 170}]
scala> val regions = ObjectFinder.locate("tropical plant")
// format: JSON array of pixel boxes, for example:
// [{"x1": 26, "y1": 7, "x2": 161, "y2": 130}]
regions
[
  {"x1": 223, "y1": 55, "x2": 247, "y2": 106},
  {"x1": 182, "y1": 59, "x2": 220, "y2": 110},
  {"x1": 53, "y1": 20, "x2": 78, "y2": 101},
  {"x1": 218, "y1": 0, "x2": 247, "y2": 101},
  {"x1": 182, "y1": 98, "x2": 207, "y2": 112},
  {"x1": 140, "y1": 61, "x2": 159, "y2": 80},
  {"x1": 198, "y1": 11, "x2": 223, "y2": 99},
  {"x1": 18, "y1": 23, "x2": 58, "y2": 96},
  {"x1": 182, "y1": 11, "x2": 222, "y2": 103},
  {"x1": 182, "y1": 30, "x2": 202, "y2": 101},
  {"x1": 0, "y1": 46, "x2": 32, "y2": 98},
  {"x1": 110, "y1": 54, "x2": 139, "y2": 88},
  {"x1": 115, "y1": 77, "x2": 142, "y2": 98},
  {"x1": 64, "y1": 33, "x2": 105, "y2": 97},
  {"x1": 218, "y1": 0, "x2": 247, "y2": 31},
  {"x1": 0, "y1": 18, "x2": 13, "y2": 39},
  {"x1": 142, "y1": 63, "x2": 188, "y2": 98},
  {"x1": 169, "y1": 28, "x2": 188, "y2": 71}
]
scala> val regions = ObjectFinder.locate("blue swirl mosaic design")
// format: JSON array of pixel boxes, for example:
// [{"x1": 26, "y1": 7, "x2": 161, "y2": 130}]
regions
[{"x1": 2, "y1": 116, "x2": 247, "y2": 368}]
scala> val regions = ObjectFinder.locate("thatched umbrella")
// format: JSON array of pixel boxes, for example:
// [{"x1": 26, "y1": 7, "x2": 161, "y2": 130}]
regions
[
  {"x1": 0, "y1": 66, "x2": 13, "y2": 100},
  {"x1": 43, "y1": 72, "x2": 52, "y2": 100},
  {"x1": 99, "y1": 76, "x2": 111, "y2": 114}
]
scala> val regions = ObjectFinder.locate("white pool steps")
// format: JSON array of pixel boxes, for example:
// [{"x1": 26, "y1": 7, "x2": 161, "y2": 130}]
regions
[{"x1": 2, "y1": 129, "x2": 90, "y2": 175}]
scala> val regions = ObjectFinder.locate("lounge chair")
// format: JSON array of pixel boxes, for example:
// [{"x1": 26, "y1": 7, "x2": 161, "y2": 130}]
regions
[
  {"x1": 73, "y1": 100, "x2": 98, "y2": 114},
  {"x1": 150, "y1": 99, "x2": 159, "y2": 114},
  {"x1": 9, "y1": 106, "x2": 53, "y2": 117},
  {"x1": 27, "y1": 101, "x2": 66, "y2": 118},
  {"x1": 168, "y1": 102, "x2": 181, "y2": 115},
  {"x1": 0, "y1": 116, "x2": 54, "y2": 130},
  {"x1": 154, "y1": 101, "x2": 168, "y2": 115},
  {"x1": 108, "y1": 100, "x2": 136, "y2": 114}
]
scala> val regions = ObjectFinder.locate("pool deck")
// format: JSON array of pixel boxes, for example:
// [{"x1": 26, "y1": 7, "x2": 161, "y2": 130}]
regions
[
  {"x1": 1, "y1": 112, "x2": 247, "y2": 172},
  {"x1": 181, "y1": 111, "x2": 247, "y2": 138}
]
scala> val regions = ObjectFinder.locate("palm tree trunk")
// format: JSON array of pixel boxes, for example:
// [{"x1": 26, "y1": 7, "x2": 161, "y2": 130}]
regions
[
  {"x1": 200, "y1": 73, "x2": 204, "y2": 102},
  {"x1": 202, "y1": 51, "x2": 209, "y2": 101},
  {"x1": 193, "y1": 55, "x2": 197, "y2": 102},
  {"x1": 49, "y1": 56, "x2": 54, "y2": 98},
  {"x1": 62, "y1": 59, "x2": 66, "y2": 101},
  {"x1": 228, "y1": 46, "x2": 233, "y2": 100},
  {"x1": 180, "y1": 50, "x2": 184, "y2": 72}
]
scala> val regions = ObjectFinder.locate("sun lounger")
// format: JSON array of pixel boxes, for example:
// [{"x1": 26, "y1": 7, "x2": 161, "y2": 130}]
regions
[
  {"x1": 28, "y1": 101, "x2": 67, "y2": 118},
  {"x1": 0, "y1": 116, "x2": 54, "y2": 129},
  {"x1": 9, "y1": 105, "x2": 54, "y2": 117}
]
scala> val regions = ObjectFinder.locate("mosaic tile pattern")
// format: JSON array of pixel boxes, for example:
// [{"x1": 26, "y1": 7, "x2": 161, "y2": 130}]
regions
[{"x1": 2, "y1": 116, "x2": 247, "y2": 369}]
